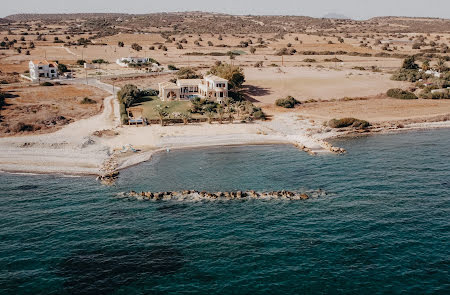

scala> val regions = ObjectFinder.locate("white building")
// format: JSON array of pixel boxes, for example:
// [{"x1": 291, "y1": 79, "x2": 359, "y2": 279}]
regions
[
  {"x1": 29, "y1": 60, "x2": 58, "y2": 81},
  {"x1": 116, "y1": 57, "x2": 165, "y2": 71},
  {"x1": 158, "y1": 75, "x2": 229, "y2": 103}
]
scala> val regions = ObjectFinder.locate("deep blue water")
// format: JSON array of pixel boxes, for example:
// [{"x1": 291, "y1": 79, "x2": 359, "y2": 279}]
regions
[{"x1": 1, "y1": 129, "x2": 449, "y2": 294}]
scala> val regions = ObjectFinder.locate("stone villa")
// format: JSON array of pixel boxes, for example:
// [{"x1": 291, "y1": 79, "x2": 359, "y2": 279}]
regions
[
  {"x1": 158, "y1": 75, "x2": 229, "y2": 103},
  {"x1": 29, "y1": 60, "x2": 58, "y2": 81}
]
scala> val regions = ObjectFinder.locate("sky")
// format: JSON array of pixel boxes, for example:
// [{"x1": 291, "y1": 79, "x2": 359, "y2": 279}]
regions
[{"x1": 1, "y1": 0, "x2": 449, "y2": 20}]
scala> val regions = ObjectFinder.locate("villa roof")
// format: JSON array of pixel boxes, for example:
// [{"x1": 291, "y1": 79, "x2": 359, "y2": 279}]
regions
[
  {"x1": 205, "y1": 74, "x2": 228, "y2": 82},
  {"x1": 159, "y1": 81, "x2": 179, "y2": 89},
  {"x1": 31, "y1": 60, "x2": 57, "y2": 66},
  {"x1": 177, "y1": 79, "x2": 202, "y2": 86}
]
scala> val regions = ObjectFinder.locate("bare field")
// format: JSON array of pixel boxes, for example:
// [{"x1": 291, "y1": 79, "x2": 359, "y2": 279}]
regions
[
  {"x1": 244, "y1": 67, "x2": 408, "y2": 104},
  {"x1": 0, "y1": 84, "x2": 109, "y2": 136},
  {"x1": 297, "y1": 97, "x2": 450, "y2": 123}
]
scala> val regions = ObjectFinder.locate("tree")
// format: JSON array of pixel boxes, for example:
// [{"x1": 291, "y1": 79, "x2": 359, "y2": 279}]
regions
[
  {"x1": 208, "y1": 63, "x2": 245, "y2": 93},
  {"x1": 58, "y1": 63, "x2": 68, "y2": 73},
  {"x1": 436, "y1": 58, "x2": 448, "y2": 73},
  {"x1": 225, "y1": 101, "x2": 234, "y2": 123},
  {"x1": 180, "y1": 112, "x2": 191, "y2": 125},
  {"x1": 131, "y1": 43, "x2": 142, "y2": 52},
  {"x1": 176, "y1": 67, "x2": 202, "y2": 79},
  {"x1": 118, "y1": 41, "x2": 124, "y2": 47},
  {"x1": 155, "y1": 106, "x2": 168, "y2": 126},
  {"x1": 117, "y1": 84, "x2": 141, "y2": 107},
  {"x1": 421, "y1": 60, "x2": 430, "y2": 71},
  {"x1": 217, "y1": 105, "x2": 225, "y2": 124},
  {"x1": 402, "y1": 56, "x2": 419, "y2": 70},
  {"x1": 205, "y1": 111, "x2": 215, "y2": 124}
]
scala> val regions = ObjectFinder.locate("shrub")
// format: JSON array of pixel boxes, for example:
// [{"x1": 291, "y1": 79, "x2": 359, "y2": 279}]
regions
[
  {"x1": 401, "y1": 56, "x2": 419, "y2": 70},
  {"x1": 328, "y1": 118, "x2": 370, "y2": 129},
  {"x1": 0, "y1": 91, "x2": 5, "y2": 108},
  {"x1": 431, "y1": 90, "x2": 450, "y2": 99},
  {"x1": 131, "y1": 43, "x2": 142, "y2": 51},
  {"x1": 168, "y1": 64, "x2": 179, "y2": 71},
  {"x1": 391, "y1": 69, "x2": 429, "y2": 82},
  {"x1": 252, "y1": 109, "x2": 266, "y2": 120},
  {"x1": 58, "y1": 63, "x2": 69, "y2": 73},
  {"x1": 140, "y1": 88, "x2": 159, "y2": 96},
  {"x1": 324, "y1": 57, "x2": 343, "y2": 62},
  {"x1": 92, "y1": 59, "x2": 108, "y2": 64},
  {"x1": 80, "y1": 97, "x2": 97, "y2": 104},
  {"x1": 387, "y1": 88, "x2": 418, "y2": 99},
  {"x1": 275, "y1": 96, "x2": 300, "y2": 108},
  {"x1": 303, "y1": 58, "x2": 316, "y2": 63},
  {"x1": 12, "y1": 122, "x2": 35, "y2": 132},
  {"x1": 40, "y1": 82, "x2": 53, "y2": 86}
]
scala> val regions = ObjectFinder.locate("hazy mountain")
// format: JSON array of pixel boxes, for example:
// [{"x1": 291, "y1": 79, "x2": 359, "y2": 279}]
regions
[{"x1": 323, "y1": 13, "x2": 350, "y2": 19}]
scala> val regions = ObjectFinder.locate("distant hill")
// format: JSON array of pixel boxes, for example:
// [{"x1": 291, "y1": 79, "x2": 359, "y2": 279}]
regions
[
  {"x1": 2, "y1": 12, "x2": 449, "y2": 34},
  {"x1": 323, "y1": 13, "x2": 350, "y2": 20},
  {"x1": 0, "y1": 18, "x2": 10, "y2": 24},
  {"x1": 5, "y1": 13, "x2": 128, "y2": 22}
]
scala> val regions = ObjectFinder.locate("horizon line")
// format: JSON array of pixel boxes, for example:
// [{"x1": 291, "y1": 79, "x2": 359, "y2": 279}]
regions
[{"x1": 2, "y1": 11, "x2": 449, "y2": 21}]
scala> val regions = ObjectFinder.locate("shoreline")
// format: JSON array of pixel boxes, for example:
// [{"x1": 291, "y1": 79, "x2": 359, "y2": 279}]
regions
[
  {"x1": 2, "y1": 78, "x2": 450, "y2": 178},
  {"x1": 2, "y1": 121, "x2": 450, "y2": 178}
]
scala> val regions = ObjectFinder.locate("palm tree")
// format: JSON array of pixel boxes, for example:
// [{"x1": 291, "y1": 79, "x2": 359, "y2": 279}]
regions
[
  {"x1": 235, "y1": 101, "x2": 246, "y2": 119},
  {"x1": 436, "y1": 58, "x2": 447, "y2": 73},
  {"x1": 217, "y1": 105, "x2": 225, "y2": 124},
  {"x1": 226, "y1": 105, "x2": 234, "y2": 123},
  {"x1": 155, "y1": 106, "x2": 168, "y2": 126},
  {"x1": 180, "y1": 112, "x2": 191, "y2": 125},
  {"x1": 205, "y1": 111, "x2": 215, "y2": 124}
]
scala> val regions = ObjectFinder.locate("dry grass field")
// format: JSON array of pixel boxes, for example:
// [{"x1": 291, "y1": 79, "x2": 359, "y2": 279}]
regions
[
  {"x1": 0, "y1": 84, "x2": 109, "y2": 136},
  {"x1": 298, "y1": 96, "x2": 450, "y2": 124}
]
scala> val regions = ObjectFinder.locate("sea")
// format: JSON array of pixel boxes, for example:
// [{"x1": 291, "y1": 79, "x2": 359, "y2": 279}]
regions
[{"x1": 0, "y1": 129, "x2": 449, "y2": 294}]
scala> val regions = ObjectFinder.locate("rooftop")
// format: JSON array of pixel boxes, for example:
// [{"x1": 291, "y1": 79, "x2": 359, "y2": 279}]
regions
[
  {"x1": 177, "y1": 79, "x2": 202, "y2": 86},
  {"x1": 205, "y1": 74, "x2": 228, "y2": 82},
  {"x1": 31, "y1": 60, "x2": 57, "y2": 66},
  {"x1": 159, "y1": 81, "x2": 179, "y2": 89}
]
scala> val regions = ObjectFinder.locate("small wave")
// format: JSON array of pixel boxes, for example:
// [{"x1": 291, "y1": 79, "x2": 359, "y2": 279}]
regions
[{"x1": 15, "y1": 184, "x2": 40, "y2": 190}]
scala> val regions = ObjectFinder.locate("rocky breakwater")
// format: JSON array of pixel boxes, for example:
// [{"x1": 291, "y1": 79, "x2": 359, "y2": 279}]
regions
[
  {"x1": 118, "y1": 189, "x2": 330, "y2": 201},
  {"x1": 97, "y1": 156, "x2": 119, "y2": 185},
  {"x1": 319, "y1": 140, "x2": 346, "y2": 154}
]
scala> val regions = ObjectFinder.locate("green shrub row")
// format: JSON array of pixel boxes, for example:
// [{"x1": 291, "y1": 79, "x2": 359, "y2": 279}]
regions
[
  {"x1": 387, "y1": 88, "x2": 418, "y2": 99},
  {"x1": 328, "y1": 118, "x2": 370, "y2": 129}
]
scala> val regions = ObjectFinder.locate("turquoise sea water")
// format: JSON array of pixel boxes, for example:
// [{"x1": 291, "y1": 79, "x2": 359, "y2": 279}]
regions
[{"x1": 0, "y1": 129, "x2": 449, "y2": 294}]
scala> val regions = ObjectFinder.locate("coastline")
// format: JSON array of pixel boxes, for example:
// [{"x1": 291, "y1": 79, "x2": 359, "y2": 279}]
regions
[
  {"x1": 2, "y1": 79, "x2": 450, "y2": 177},
  {"x1": 2, "y1": 119, "x2": 450, "y2": 177}
]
